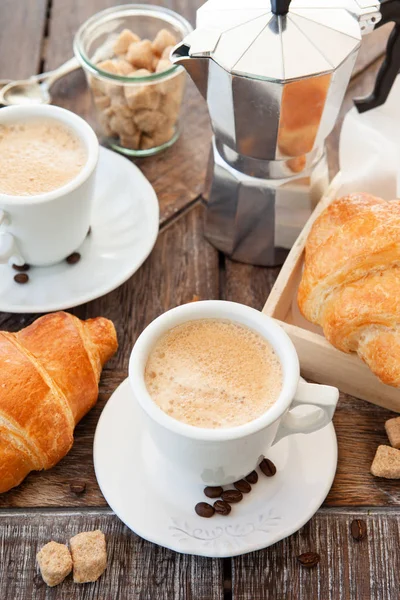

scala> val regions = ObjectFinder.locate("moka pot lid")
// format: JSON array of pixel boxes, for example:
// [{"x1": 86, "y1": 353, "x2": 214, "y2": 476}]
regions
[{"x1": 183, "y1": 0, "x2": 381, "y2": 81}]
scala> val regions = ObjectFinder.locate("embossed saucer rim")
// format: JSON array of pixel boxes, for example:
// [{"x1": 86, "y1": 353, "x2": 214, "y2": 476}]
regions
[{"x1": 94, "y1": 379, "x2": 338, "y2": 558}]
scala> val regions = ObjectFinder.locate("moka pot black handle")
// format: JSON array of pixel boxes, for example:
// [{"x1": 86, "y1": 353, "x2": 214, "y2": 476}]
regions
[{"x1": 355, "y1": 0, "x2": 400, "y2": 113}]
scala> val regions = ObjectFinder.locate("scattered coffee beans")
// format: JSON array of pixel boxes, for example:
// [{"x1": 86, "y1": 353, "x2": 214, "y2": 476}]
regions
[
  {"x1": 12, "y1": 263, "x2": 30, "y2": 272},
  {"x1": 245, "y1": 471, "x2": 258, "y2": 485},
  {"x1": 66, "y1": 252, "x2": 81, "y2": 265},
  {"x1": 221, "y1": 490, "x2": 243, "y2": 504},
  {"x1": 213, "y1": 500, "x2": 231, "y2": 516},
  {"x1": 70, "y1": 482, "x2": 86, "y2": 495},
  {"x1": 234, "y1": 479, "x2": 251, "y2": 494},
  {"x1": 195, "y1": 502, "x2": 215, "y2": 518},
  {"x1": 204, "y1": 486, "x2": 223, "y2": 499},
  {"x1": 14, "y1": 273, "x2": 29, "y2": 284},
  {"x1": 260, "y1": 458, "x2": 277, "y2": 477},
  {"x1": 195, "y1": 460, "x2": 278, "y2": 518},
  {"x1": 350, "y1": 519, "x2": 367, "y2": 541},
  {"x1": 297, "y1": 552, "x2": 320, "y2": 568}
]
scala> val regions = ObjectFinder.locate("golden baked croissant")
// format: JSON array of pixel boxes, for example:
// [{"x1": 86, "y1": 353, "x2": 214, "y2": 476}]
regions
[
  {"x1": 0, "y1": 312, "x2": 117, "y2": 493},
  {"x1": 298, "y1": 193, "x2": 400, "y2": 388}
]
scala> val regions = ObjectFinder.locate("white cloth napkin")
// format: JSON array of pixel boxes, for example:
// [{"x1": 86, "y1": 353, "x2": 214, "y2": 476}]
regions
[{"x1": 338, "y1": 75, "x2": 400, "y2": 199}]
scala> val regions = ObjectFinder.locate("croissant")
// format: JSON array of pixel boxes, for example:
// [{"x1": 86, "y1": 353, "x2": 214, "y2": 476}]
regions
[
  {"x1": 298, "y1": 193, "x2": 400, "y2": 388},
  {"x1": 0, "y1": 312, "x2": 118, "y2": 493}
]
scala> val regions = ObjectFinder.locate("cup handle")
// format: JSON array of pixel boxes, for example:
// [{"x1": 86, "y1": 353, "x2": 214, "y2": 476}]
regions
[
  {"x1": 272, "y1": 380, "x2": 339, "y2": 445},
  {"x1": 0, "y1": 210, "x2": 23, "y2": 265}
]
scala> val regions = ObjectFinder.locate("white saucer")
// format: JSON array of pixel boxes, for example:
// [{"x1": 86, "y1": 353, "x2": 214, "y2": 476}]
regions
[
  {"x1": 0, "y1": 147, "x2": 159, "y2": 313},
  {"x1": 94, "y1": 379, "x2": 338, "y2": 558}
]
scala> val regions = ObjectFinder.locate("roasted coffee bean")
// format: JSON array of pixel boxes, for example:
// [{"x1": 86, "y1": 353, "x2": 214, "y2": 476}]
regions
[
  {"x1": 12, "y1": 263, "x2": 30, "y2": 272},
  {"x1": 195, "y1": 502, "x2": 215, "y2": 518},
  {"x1": 66, "y1": 252, "x2": 81, "y2": 265},
  {"x1": 70, "y1": 482, "x2": 86, "y2": 495},
  {"x1": 297, "y1": 552, "x2": 320, "y2": 568},
  {"x1": 351, "y1": 519, "x2": 367, "y2": 541},
  {"x1": 213, "y1": 500, "x2": 231, "y2": 516},
  {"x1": 234, "y1": 479, "x2": 251, "y2": 494},
  {"x1": 260, "y1": 458, "x2": 277, "y2": 477},
  {"x1": 14, "y1": 273, "x2": 29, "y2": 284},
  {"x1": 245, "y1": 471, "x2": 258, "y2": 485},
  {"x1": 204, "y1": 486, "x2": 223, "y2": 499},
  {"x1": 221, "y1": 489, "x2": 243, "y2": 504}
]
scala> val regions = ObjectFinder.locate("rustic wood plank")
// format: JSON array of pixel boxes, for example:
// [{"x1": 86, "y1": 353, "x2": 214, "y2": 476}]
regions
[
  {"x1": 327, "y1": 395, "x2": 400, "y2": 506},
  {"x1": 2, "y1": 213, "x2": 397, "y2": 510},
  {"x1": 44, "y1": 0, "x2": 211, "y2": 224},
  {"x1": 223, "y1": 260, "x2": 281, "y2": 312},
  {"x1": 232, "y1": 508, "x2": 400, "y2": 600},
  {"x1": 0, "y1": 508, "x2": 224, "y2": 599},
  {"x1": 6, "y1": 376, "x2": 398, "y2": 509},
  {"x1": 0, "y1": 0, "x2": 47, "y2": 80},
  {"x1": 0, "y1": 203, "x2": 219, "y2": 508}
]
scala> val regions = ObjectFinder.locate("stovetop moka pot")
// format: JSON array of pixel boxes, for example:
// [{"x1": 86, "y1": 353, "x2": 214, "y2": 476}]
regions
[{"x1": 172, "y1": 0, "x2": 400, "y2": 266}]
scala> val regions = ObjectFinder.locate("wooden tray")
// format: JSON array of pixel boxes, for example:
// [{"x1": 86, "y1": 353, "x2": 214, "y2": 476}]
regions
[{"x1": 263, "y1": 175, "x2": 400, "y2": 413}]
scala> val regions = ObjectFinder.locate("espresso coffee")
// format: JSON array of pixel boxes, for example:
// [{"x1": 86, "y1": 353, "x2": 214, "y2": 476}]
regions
[
  {"x1": 145, "y1": 319, "x2": 283, "y2": 429},
  {"x1": 0, "y1": 119, "x2": 87, "y2": 196}
]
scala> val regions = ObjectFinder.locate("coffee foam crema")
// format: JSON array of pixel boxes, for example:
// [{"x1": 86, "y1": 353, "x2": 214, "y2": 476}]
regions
[
  {"x1": 145, "y1": 319, "x2": 283, "y2": 429},
  {"x1": 0, "y1": 119, "x2": 87, "y2": 196}
]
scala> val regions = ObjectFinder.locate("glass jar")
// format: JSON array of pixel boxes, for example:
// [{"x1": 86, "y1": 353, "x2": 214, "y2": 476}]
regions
[{"x1": 74, "y1": 4, "x2": 192, "y2": 157}]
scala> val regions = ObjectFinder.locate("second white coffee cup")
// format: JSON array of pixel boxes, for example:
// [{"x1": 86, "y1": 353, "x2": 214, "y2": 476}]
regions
[
  {"x1": 0, "y1": 105, "x2": 99, "y2": 267},
  {"x1": 129, "y1": 300, "x2": 339, "y2": 486}
]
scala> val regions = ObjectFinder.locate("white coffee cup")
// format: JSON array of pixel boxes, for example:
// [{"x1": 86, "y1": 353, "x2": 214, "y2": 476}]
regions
[
  {"x1": 0, "y1": 105, "x2": 99, "y2": 267},
  {"x1": 129, "y1": 300, "x2": 339, "y2": 486}
]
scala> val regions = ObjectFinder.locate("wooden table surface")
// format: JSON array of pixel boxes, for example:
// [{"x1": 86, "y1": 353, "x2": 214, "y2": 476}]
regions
[{"x1": 0, "y1": 2, "x2": 398, "y2": 598}]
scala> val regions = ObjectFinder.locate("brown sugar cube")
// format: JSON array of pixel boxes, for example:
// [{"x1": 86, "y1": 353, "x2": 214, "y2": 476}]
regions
[
  {"x1": 133, "y1": 108, "x2": 168, "y2": 134},
  {"x1": 159, "y1": 96, "x2": 181, "y2": 124},
  {"x1": 126, "y1": 68, "x2": 152, "y2": 79},
  {"x1": 110, "y1": 95, "x2": 132, "y2": 118},
  {"x1": 371, "y1": 445, "x2": 400, "y2": 479},
  {"x1": 98, "y1": 109, "x2": 117, "y2": 137},
  {"x1": 162, "y1": 45, "x2": 174, "y2": 60},
  {"x1": 152, "y1": 29, "x2": 177, "y2": 56},
  {"x1": 37, "y1": 541, "x2": 73, "y2": 587},
  {"x1": 154, "y1": 59, "x2": 174, "y2": 95},
  {"x1": 109, "y1": 114, "x2": 137, "y2": 137},
  {"x1": 126, "y1": 39, "x2": 153, "y2": 71},
  {"x1": 151, "y1": 55, "x2": 160, "y2": 72},
  {"x1": 97, "y1": 59, "x2": 119, "y2": 75},
  {"x1": 385, "y1": 417, "x2": 400, "y2": 449},
  {"x1": 106, "y1": 81, "x2": 125, "y2": 100},
  {"x1": 156, "y1": 68, "x2": 185, "y2": 96},
  {"x1": 113, "y1": 29, "x2": 140, "y2": 55},
  {"x1": 120, "y1": 131, "x2": 141, "y2": 150},
  {"x1": 171, "y1": 72, "x2": 186, "y2": 103},
  {"x1": 94, "y1": 94, "x2": 111, "y2": 110},
  {"x1": 88, "y1": 74, "x2": 107, "y2": 97},
  {"x1": 140, "y1": 125, "x2": 175, "y2": 150},
  {"x1": 124, "y1": 70, "x2": 161, "y2": 111},
  {"x1": 70, "y1": 530, "x2": 107, "y2": 584},
  {"x1": 115, "y1": 58, "x2": 136, "y2": 76},
  {"x1": 156, "y1": 58, "x2": 172, "y2": 73},
  {"x1": 98, "y1": 114, "x2": 115, "y2": 138}
]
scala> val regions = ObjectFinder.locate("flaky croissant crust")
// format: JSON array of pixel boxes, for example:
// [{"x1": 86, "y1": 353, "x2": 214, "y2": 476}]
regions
[
  {"x1": 0, "y1": 312, "x2": 117, "y2": 493},
  {"x1": 298, "y1": 193, "x2": 400, "y2": 388}
]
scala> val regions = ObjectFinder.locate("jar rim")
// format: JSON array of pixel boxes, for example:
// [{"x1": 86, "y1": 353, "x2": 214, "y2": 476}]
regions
[{"x1": 73, "y1": 4, "x2": 193, "y2": 83}]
